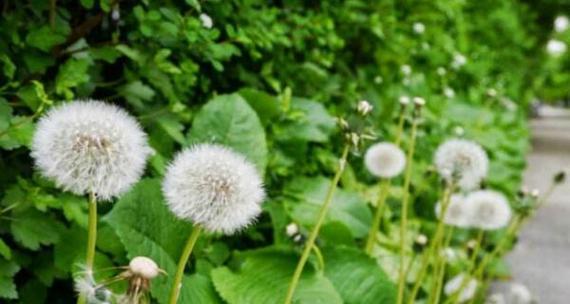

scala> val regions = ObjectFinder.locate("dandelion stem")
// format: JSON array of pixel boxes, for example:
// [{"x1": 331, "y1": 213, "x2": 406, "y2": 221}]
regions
[
  {"x1": 430, "y1": 226, "x2": 454, "y2": 304},
  {"x1": 365, "y1": 179, "x2": 390, "y2": 254},
  {"x1": 395, "y1": 106, "x2": 407, "y2": 146},
  {"x1": 169, "y1": 225, "x2": 203, "y2": 304},
  {"x1": 408, "y1": 183, "x2": 454, "y2": 304},
  {"x1": 77, "y1": 192, "x2": 98, "y2": 304},
  {"x1": 284, "y1": 146, "x2": 350, "y2": 304},
  {"x1": 397, "y1": 116, "x2": 419, "y2": 304}
]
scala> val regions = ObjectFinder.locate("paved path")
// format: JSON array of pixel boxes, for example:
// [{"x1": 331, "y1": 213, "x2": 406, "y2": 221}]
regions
[{"x1": 494, "y1": 106, "x2": 570, "y2": 303}]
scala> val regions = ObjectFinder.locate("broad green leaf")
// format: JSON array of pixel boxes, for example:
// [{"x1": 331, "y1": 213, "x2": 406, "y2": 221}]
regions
[
  {"x1": 324, "y1": 247, "x2": 397, "y2": 304},
  {"x1": 238, "y1": 88, "x2": 282, "y2": 126},
  {"x1": 0, "y1": 99, "x2": 12, "y2": 132},
  {"x1": 284, "y1": 176, "x2": 373, "y2": 238},
  {"x1": 10, "y1": 210, "x2": 62, "y2": 250},
  {"x1": 55, "y1": 58, "x2": 91, "y2": 98},
  {"x1": 188, "y1": 94, "x2": 268, "y2": 174},
  {"x1": 26, "y1": 26, "x2": 67, "y2": 52},
  {"x1": 0, "y1": 116, "x2": 35, "y2": 150},
  {"x1": 0, "y1": 54, "x2": 15, "y2": 79},
  {"x1": 211, "y1": 248, "x2": 342, "y2": 304},
  {"x1": 120, "y1": 81, "x2": 156, "y2": 106},
  {"x1": 0, "y1": 239, "x2": 11, "y2": 259},
  {"x1": 157, "y1": 116, "x2": 187, "y2": 145},
  {"x1": 0, "y1": 276, "x2": 17, "y2": 299},
  {"x1": 278, "y1": 97, "x2": 336, "y2": 143}
]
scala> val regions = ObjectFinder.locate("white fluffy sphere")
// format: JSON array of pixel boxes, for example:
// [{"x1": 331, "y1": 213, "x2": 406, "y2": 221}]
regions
[
  {"x1": 444, "y1": 273, "x2": 478, "y2": 303},
  {"x1": 162, "y1": 144, "x2": 265, "y2": 234},
  {"x1": 466, "y1": 190, "x2": 512, "y2": 230},
  {"x1": 364, "y1": 142, "x2": 406, "y2": 178},
  {"x1": 434, "y1": 139, "x2": 489, "y2": 190},
  {"x1": 31, "y1": 100, "x2": 151, "y2": 201},
  {"x1": 435, "y1": 194, "x2": 471, "y2": 228},
  {"x1": 129, "y1": 256, "x2": 160, "y2": 279}
]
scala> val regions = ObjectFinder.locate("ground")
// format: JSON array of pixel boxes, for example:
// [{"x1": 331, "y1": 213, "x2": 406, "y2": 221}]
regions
[{"x1": 493, "y1": 106, "x2": 570, "y2": 303}]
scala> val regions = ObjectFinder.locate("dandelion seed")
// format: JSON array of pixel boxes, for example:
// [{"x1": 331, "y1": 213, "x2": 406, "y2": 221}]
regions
[
  {"x1": 554, "y1": 16, "x2": 569, "y2": 32},
  {"x1": 444, "y1": 273, "x2": 478, "y2": 303},
  {"x1": 413, "y1": 22, "x2": 425, "y2": 34},
  {"x1": 466, "y1": 190, "x2": 512, "y2": 230},
  {"x1": 199, "y1": 13, "x2": 213, "y2": 29},
  {"x1": 75, "y1": 268, "x2": 113, "y2": 304},
  {"x1": 364, "y1": 142, "x2": 406, "y2": 178},
  {"x1": 434, "y1": 139, "x2": 489, "y2": 190},
  {"x1": 31, "y1": 100, "x2": 151, "y2": 201},
  {"x1": 162, "y1": 144, "x2": 265, "y2": 234},
  {"x1": 546, "y1": 40, "x2": 567, "y2": 56},
  {"x1": 435, "y1": 194, "x2": 471, "y2": 228}
]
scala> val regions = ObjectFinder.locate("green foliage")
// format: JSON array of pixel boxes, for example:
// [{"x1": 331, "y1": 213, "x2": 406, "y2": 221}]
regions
[{"x1": 0, "y1": 0, "x2": 548, "y2": 302}]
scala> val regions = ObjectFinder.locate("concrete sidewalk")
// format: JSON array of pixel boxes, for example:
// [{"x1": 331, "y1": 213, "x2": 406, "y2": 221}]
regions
[{"x1": 494, "y1": 106, "x2": 570, "y2": 303}]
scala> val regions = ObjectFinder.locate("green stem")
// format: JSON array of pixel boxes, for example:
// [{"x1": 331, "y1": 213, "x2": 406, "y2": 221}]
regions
[
  {"x1": 77, "y1": 192, "x2": 98, "y2": 304},
  {"x1": 443, "y1": 230, "x2": 485, "y2": 304},
  {"x1": 407, "y1": 183, "x2": 454, "y2": 304},
  {"x1": 395, "y1": 107, "x2": 407, "y2": 146},
  {"x1": 365, "y1": 179, "x2": 390, "y2": 254},
  {"x1": 312, "y1": 245, "x2": 325, "y2": 272},
  {"x1": 430, "y1": 227, "x2": 454, "y2": 304},
  {"x1": 284, "y1": 146, "x2": 350, "y2": 304},
  {"x1": 396, "y1": 118, "x2": 419, "y2": 304},
  {"x1": 169, "y1": 226, "x2": 203, "y2": 304}
]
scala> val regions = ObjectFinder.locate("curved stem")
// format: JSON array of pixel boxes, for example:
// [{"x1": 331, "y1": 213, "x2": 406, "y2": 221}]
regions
[
  {"x1": 430, "y1": 227, "x2": 454, "y2": 304},
  {"x1": 365, "y1": 179, "x2": 390, "y2": 254},
  {"x1": 169, "y1": 226, "x2": 203, "y2": 304},
  {"x1": 397, "y1": 118, "x2": 419, "y2": 304},
  {"x1": 408, "y1": 183, "x2": 454, "y2": 304},
  {"x1": 395, "y1": 107, "x2": 407, "y2": 146},
  {"x1": 312, "y1": 245, "x2": 325, "y2": 272},
  {"x1": 284, "y1": 146, "x2": 350, "y2": 304}
]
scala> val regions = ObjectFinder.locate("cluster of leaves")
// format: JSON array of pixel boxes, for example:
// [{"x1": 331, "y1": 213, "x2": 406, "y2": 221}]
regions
[{"x1": 0, "y1": 0, "x2": 544, "y2": 303}]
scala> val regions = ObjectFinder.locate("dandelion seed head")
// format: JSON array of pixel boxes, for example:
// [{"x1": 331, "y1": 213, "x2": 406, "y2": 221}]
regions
[
  {"x1": 31, "y1": 100, "x2": 151, "y2": 201},
  {"x1": 444, "y1": 273, "x2": 477, "y2": 302},
  {"x1": 434, "y1": 139, "x2": 489, "y2": 190},
  {"x1": 399, "y1": 96, "x2": 411, "y2": 106},
  {"x1": 554, "y1": 16, "x2": 569, "y2": 32},
  {"x1": 466, "y1": 190, "x2": 512, "y2": 230},
  {"x1": 452, "y1": 53, "x2": 467, "y2": 69},
  {"x1": 129, "y1": 256, "x2": 160, "y2": 279},
  {"x1": 162, "y1": 144, "x2": 265, "y2": 234},
  {"x1": 444, "y1": 87, "x2": 455, "y2": 99},
  {"x1": 509, "y1": 283, "x2": 533, "y2": 304},
  {"x1": 435, "y1": 194, "x2": 471, "y2": 228},
  {"x1": 546, "y1": 39, "x2": 567, "y2": 56},
  {"x1": 413, "y1": 22, "x2": 425, "y2": 34},
  {"x1": 364, "y1": 142, "x2": 406, "y2": 178}
]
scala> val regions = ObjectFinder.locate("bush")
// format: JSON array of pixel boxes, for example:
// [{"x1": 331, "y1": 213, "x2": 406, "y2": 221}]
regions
[{"x1": 0, "y1": 0, "x2": 545, "y2": 303}]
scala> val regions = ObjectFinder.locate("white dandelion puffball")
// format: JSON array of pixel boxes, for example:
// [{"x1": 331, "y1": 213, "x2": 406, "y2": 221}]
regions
[
  {"x1": 546, "y1": 39, "x2": 567, "y2": 56},
  {"x1": 554, "y1": 15, "x2": 569, "y2": 32},
  {"x1": 162, "y1": 144, "x2": 265, "y2": 234},
  {"x1": 357, "y1": 100, "x2": 373, "y2": 115},
  {"x1": 435, "y1": 194, "x2": 471, "y2": 228},
  {"x1": 31, "y1": 100, "x2": 151, "y2": 201},
  {"x1": 509, "y1": 283, "x2": 533, "y2": 304},
  {"x1": 364, "y1": 142, "x2": 406, "y2": 178},
  {"x1": 129, "y1": 256, "x2": 160, "y2": 279},
  {"x1": 413, "y1": 22, "x2": 425, "y2": 34},
  {"x1": 452, "y1": 53, "x2": 467, "y2": 69},
  {"x1": 444, "y1": 273, "x2": 478, "y2": 303},
  {"x1": 466, "y1": 190, "x2": 512, "y2": 230},
  {"x1": 434, "y1": 139, "x2": 489, "y2": 190},
  {"x1": 399, "y1": 96, "x2": 411, "y2": 105},
  {"x1": 199, "y1": 13, "x2": 213, "y2": 28},
  {"x1": 444, "y1": 87, "x2": 455, "y2": 99}
]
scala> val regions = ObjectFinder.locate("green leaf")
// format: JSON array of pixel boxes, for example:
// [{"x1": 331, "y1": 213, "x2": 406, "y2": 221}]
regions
[
  {"x1": 26, "y1": 26, "x2": 67, "y2": 52},
  {"x1": 16, "y1": 81, "x2": 52, "y2": 111},
  {"x1": 55, "y1": 58, "x2": 91, "y2": 98},
  {"x1": 0, "y1": 116, "x2": 35, "y2": 150},
  {"x1": 157, "y1": 116, "x2": 187, "y2": 145},
  {"x1": 188, "y1": 94, "x2": 268, "y2": 174},
  {"x1": 278, "y1": 97, "x2": 336, "y2": 143},
  {"x1": 211, "y1": 248, "x2": 342, "y2": 304},
  {"x1": 238, "y1": 88, "x2": 282, "y2": 126},
  {"x1": 120, "y1": 81, "x2": 156, "y2": 106},
  {"x1": 0, "y1": 276, "x2": 17, "y2": 299},
  {"x1": 323, "y1": 247, "x2": 397, "y2": 304},
  {"x1": 80, "y1": 0, "x2": 94, "y2": 9},
  {"x1": 10, "y1": 210, "x2": 63, "y2": 250},
  {"x1": 0, "y1": 239, "x2": 12, "y2": 259},
  {"x1": 0, "y1": 54, "x2": 15, "y2": 79},
  {"x1": 0, "y1": 99, "x2": 12, "y2": 132},
  {"x1": 284, "y1": 176, "x2": 373, "y2": 238}
]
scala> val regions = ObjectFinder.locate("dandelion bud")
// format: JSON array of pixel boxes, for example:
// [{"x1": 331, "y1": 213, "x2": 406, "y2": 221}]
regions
[
  {"x1": 285, "y1": 223, "x2": 299, "y2": 237},
  {"x1": 347, "y1": 132, "x2": 360, "y2": 147},
  {"x1": 437, "y1": 67, "x2": 447, "y2": 76},
  {"x1": 413, "y1": 97, "x2": 426, "y2": 107},
  {"x1": 357, "y1": 100, "x2": 373, "y2": 116},
  {"x1": 466, "y1": 239, "x2": 478, "y2": 250},
  {"x1": 444, "y1": 87, "x2": 455, "y2": 99},
  {"x1": 530, "y1": 189, "x2": 540, "y2": 198},
  {"x1": 486, "y1": 88, "x2": 498, "y2": 98},
  {"x1": 399, "y1": 96, "x2": 411, "y2": 106},
  {"x1": 452, "y1": 53, "x2": 467, "y2": 69},
  {"x1": 337, "y1": 117, "x2": 350, "y2": 130},
  {"x1": 129, "y1": 256, "x2": 161, "y2": 280},
  {"x1": 454, "y1": 126, "x2": 465, "y2": 136},
  {"x1": 364, "y1": 142, "x2": 406, "y2": 178},
  {"x1": 415, "y1": 234, "x2": 428, "y2": 246},
  {"x1": 162, "y1": 144, "x2": 265, "y2": 234},
  {"x1": 31, "y1": 100, "x2": 152, "y2": 201}
]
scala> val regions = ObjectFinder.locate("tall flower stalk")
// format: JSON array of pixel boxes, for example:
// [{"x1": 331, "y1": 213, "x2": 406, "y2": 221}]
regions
[
  {"x1": 169, "y1": 226, "x2": 202, "y2": 304},
  {"x1": 396, "y1": 97, "x2": 423, "y2": 304},
  {"x1": 284, "y1": 145, "x2": 350, "y2": 304}
]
